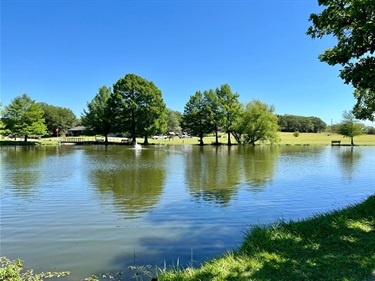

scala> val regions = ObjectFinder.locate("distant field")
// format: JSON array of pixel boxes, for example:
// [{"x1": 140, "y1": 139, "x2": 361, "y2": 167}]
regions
[{"x1": 278, "y1": 132, "x2": 375, "y2": 146}]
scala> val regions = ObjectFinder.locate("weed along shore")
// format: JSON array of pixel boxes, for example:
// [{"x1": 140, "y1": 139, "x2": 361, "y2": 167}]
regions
[{"x1": 158, "y1": 195, "x2": 375, "y2": 281}]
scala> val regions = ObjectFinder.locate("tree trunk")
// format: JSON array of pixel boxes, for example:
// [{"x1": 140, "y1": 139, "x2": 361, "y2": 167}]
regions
[
  {"x1": 144, "y1": 136, "x2": 149, "y2": 145},
  {"x1": 24, "y1": 135, "x2": 28, "y2": 142},
  {"x1": 351, "y1": 136, "x2": 354, "y2": 146},
  {"x1": 215, "y1": 128, "x2": 219, "y2": 145},
  {"x1": 227, "y1": 132, "x2": 232, "y2": 146},
  {"x1": 199, "y1": 135, "x2": 204, "y2": 145},
  {"x1": 105, "y1": 135, "x2": 108, "y2": 145}
]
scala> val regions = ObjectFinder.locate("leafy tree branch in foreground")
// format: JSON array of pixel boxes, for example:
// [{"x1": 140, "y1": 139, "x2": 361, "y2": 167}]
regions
[{"x1": 307, "y1": 0, "x2": 375, "y2": 121}]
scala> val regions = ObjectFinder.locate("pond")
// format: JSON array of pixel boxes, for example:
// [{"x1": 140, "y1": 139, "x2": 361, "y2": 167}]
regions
[{"x1": 1, "y1": 145, "x2": 374, "y2": 280}]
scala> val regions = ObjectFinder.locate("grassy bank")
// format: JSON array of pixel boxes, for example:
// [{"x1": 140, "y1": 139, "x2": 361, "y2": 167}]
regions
[
  {"x1": 278, "y1": 132, "x2": 375, "y2": 146},
  {"x1": 159, "y1": 195, "x2": 375, "y2": 281},
  {"x1": 1, "y1": 133, "x2": 374, "y2": 146},
  {"x1": 146, "y1": 132, "x2": 375, "y2": 146}
]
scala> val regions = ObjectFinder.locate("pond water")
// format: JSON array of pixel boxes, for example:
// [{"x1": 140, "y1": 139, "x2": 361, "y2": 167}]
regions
[{"x1": 1, "y1": 145, "x2": 374, "y2": 280}]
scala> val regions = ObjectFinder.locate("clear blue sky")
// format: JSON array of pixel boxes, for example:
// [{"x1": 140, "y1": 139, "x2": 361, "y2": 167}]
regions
[{"x1": 1, "y1": 0, "x2": 369, "y2": 126}]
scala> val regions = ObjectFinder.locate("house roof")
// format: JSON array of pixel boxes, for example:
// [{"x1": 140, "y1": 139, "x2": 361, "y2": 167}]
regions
[{"x1": 68, "y1": 126, "x2": 86, "y2": 131}]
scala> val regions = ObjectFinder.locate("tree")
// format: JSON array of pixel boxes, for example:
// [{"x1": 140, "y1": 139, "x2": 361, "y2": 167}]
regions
[
  {"x1": 110, "y1": 74, "x2": 167, "y2": 144},
  {"x1": 39, "y1": 103, "x2": 77, "y2": 136},
  {"x1": 337, "y1": 110, "x2": 364, "y2": 146},
  {"x1": 2, "y1": 94, "x2": 47, "y2": 141},
  {"x1": 310, "y1": 116, "x2": 327, "y2": 132},
  {"x1": 205, "y1": 88, "x2": 223, "y2": 144},
  {"x1": 233, "y1": 99, "x2": 279, "y2": 145},
  {"x1": 167, "y1": 109, "x2": 182, "y2": 133},
  {"x1": 216, "y1": 84, "x2": 242, "y2": 145},
  {"x1": 81, "y1": 86, "x2": 112, "y2": 144},
  {"x1": 307, "y1": 0, "x2": 375, "y2": 121},
  {"x1": 181, "y1": 91, "x2": 212, "y2": 145}
]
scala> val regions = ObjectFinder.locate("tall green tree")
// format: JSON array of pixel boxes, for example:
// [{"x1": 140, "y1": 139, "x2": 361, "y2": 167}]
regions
[
  {"x1": 216, "y1": 84, "x2": 242, "y2": 145},
  {"x1": 338, "y1": 110, "x2": 364, "y2": 146},
  {"x1": 39, "y1": 103, "x2": 77, "y2": 136},
  {"x1": 110, "y1": 74, "x2": 167, "y2": 144},
  {"x1": 205, "y1": 88, "x2": 223, "y2": 144},
  {"x1": 307, "y1": 0, "x2": 375, "y2": 121},
  {"x1": 81, "y1": 86, "x2": 112, "y2": 144},
  {"x1": 181, "y1": 91, "x2": 212, "y2": 145},
  {"x1": 233, "y1": 99, "x2": 279, "y2": 146},
  {"x1": 2, "y1": 94, "x2": 47, "y2": 141}
]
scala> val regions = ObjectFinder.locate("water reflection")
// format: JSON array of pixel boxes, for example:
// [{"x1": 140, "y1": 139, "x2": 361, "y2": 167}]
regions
[
  {"x1": 334, "y1": 147, "x2": 362, "y2": 179},
  {"x1": 2, "y1": 145, "x2": 374, "y2": 281},
  {"x1": 1, "y1": 146, "x2": 73, "y2": 197},
  {"x1": 185, "y1": 146, "x2": 241, "y2": 205},
  {"x1": 86, "y1": 146, "x2": 167, "y2": 218},
  {"x1": 240, "y1": 146, "x2": 279, "y2": 190}
]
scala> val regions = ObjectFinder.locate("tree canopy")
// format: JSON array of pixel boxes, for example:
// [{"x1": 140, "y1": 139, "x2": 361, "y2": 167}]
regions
[
  {"x1": 39, "y1": 102, "x2": 77, "y2": 136},
  {"x1": 167, "y1": 109, "x2": 182, "y2": 133},
  {"x1": 2, "y1": 94, "x2": 47, "y2": 141},
  {"x1": 216, "y1": 84, "x2": 242, "y2": 145},
  {"x1": 205, "y1": 88, "x2": 223, "y2": 144},
  {"x1": 81, "y1": 86, "x2": 112, "y2": 143},
  {"x1": 233, "y1": 100, "x2": 279, "y2": 146},
  {"x1": 110, "y1": 74, "x2": 167, "y2": 144},
  {"x1": 181, "y1": 91, "x2": 212, "y2": 145},
  {"x1": 307, "y1": 0, "x2": 375, "y2": 121},
  {"x1": 278, "y1": 114, "x2": 327, "y2": 133}
]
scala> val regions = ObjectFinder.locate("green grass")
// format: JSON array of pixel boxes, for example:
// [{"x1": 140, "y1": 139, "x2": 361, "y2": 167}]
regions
[
  {"x1": 278, "y1": 132, "x2": 375, "y2": 146},
  {"x1": 159, "y1": 195, "x2": 375, "y2": 281},
  {"x1": 0, "y1": 140, "x2": 39, "y2": 145},
  {"x1": 1, "y1": 133, "x2": 374, "y2": 146},
  {"x1": 145, "y1": 133, "x2": 375, "y2": 146}
]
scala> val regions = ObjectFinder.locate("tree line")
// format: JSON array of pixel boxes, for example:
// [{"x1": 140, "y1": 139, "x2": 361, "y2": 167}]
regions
[
  {"x1": 277, "y1": 115, "x2": 327, "y2": 133},
  {"x1": 81, "y1": 74, "x2": 280, "y2": 145},
  {"x1": 1, "y1": 73, "x2": 373, "y2": 145},
  {"x1": 0, "y1": 94, "x2": 77, "y2": 142}
]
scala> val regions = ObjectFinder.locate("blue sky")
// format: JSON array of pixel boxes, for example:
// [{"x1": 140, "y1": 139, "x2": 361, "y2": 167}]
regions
[{"x1": 1, "y1": 0, "x2": 369, "y2": 126}]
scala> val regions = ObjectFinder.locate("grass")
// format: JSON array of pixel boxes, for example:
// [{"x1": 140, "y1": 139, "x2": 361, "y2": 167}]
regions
[
  {"x1": 278, "y1": 132, "x2": 375, "y2": 146},
  {"x1": 1, "y1": 133, "x2": 374, "y2": 146},
  {"x1": 159, "y1": 195, "x2": 375, "y2": 281},
  {"x1": 145, "y1": 132, "x2": 375, "y2": 146}
]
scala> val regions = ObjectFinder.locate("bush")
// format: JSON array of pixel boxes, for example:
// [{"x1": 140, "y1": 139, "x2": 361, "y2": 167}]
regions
[{"x1": 293, "y1": 131, "x2": 300, "y2": 137}]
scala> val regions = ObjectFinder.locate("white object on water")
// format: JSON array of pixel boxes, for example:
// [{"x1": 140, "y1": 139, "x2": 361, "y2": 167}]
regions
[{"x1": 134, "y1": 142, "x2": 142, "y2": 149}]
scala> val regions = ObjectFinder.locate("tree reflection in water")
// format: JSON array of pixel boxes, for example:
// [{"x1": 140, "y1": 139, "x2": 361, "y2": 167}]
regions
[
  {"x1": 184, "y1": 146, "x2": 232, "y2": 205},
  {"x1": 240, "y1": 146, "x2": 279, "y2": 190},
  {"x1": 88, "y1": 146, "x2": 167, "y2": 218}
]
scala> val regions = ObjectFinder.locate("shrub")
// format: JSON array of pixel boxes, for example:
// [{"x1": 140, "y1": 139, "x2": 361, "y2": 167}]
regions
[{"x1": 293, "y1": 131, "x2": 300, "y2": 137}]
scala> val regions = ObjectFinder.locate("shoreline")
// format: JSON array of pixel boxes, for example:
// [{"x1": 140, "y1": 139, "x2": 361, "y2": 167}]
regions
[{"x1": 159, "y1": 195, "x2": 375, "y2": 281}]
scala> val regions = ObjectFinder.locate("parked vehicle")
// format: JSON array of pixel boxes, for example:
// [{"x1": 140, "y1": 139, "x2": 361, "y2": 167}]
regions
[{"x1": 152, "y1": 135, "x2": 167, "y2": 140}]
